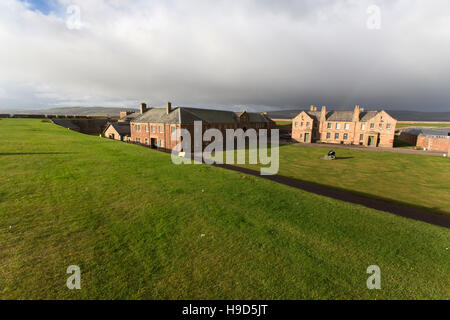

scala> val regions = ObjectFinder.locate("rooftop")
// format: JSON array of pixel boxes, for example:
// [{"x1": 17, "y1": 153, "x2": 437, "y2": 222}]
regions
[{"x1": 131, "y1": 106, "x2": 274, "y2": 125}]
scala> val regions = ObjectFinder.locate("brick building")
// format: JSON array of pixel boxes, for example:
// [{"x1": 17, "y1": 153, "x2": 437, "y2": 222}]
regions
[
  {"x1": 292, "y1": 105, "x2": 397, "y2": 148},
  {"x1": 130, "y1": 102, "x2": 275, "y2": 150},
  {"x1": 398, "y1": 128, "x2": 450, "y2": 153}
]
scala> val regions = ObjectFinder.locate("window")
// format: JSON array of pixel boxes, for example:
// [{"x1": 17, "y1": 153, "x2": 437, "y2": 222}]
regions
[
  {"x1": 159, "y1": 125, "x2": 163, "y2": 133},
  {"x1": 387, "y1": 124, "x2": 391, "y2": 129},
  {"x1": 306, "y1": 122, "x2": 310, "y2": 128},
  {"x1": 327, "y1": 123, "x2": 332, "y2": 129},
  {"x1": 295, "y1": 122, "x2": 298, "y2": 127},
  {"x1": 343, "y1": 133, "x2": 348, "y2": 140},
  {"x1": 344, "y1": 123, "x2": 350, "y2": 130},
  {"x1": 335, "y1": 133, "x2": 339, "y2": 140},
  {"x1": 326, "y1": 132, "x2": 331, "y2": 139},
  {"x1": 360, "y1": 134, "x2": 364, "y2": 142},
  {"x1": 301, "y1": 122, "x2": 304, "y2": 127},
  {"x1": 151, "y1": 125, "x2": 156, "y2": 133},
  {"x1": 379, "y1": 124, "x2": 383, "y2": 130},
  {"x1": 145, "y1": 138, "x2": 149, "y2": 145},
  {"x1": 145, "y1": 125, "x2": 149, "y2": 133},
  {"x1": 336, "y1": 123, "x2": 341, "y2": 130},
  {"x1": 136, "y1": 124, "x2": 141, "y2": 132},
  {"x1": 300, "y1": 134, "x2": 303, "y2": 138},
  {"x1": 361, "y1": 123, "x2": 366, "y2": 130},
  {"x1": 171, "y1": 125, "x2": 176, "y2": 133},
  {"x1": 136, "y1": 138, "x2": 141, "y2": 143},
  {"x1": 370, "y1": 123, "x2": 374, "y2": 129}
]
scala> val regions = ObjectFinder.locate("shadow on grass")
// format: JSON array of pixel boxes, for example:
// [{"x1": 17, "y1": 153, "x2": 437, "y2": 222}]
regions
[{"x1": 0, "y1": 152, "x2": 76, "y2": 156}]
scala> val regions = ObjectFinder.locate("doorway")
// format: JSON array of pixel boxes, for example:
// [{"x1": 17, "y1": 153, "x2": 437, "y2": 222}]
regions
[
  {"x1": 150, "y1": 138, "x2": 157, "y2": 148},
  {"x1": 304, "y1": 133, "x2": 310, "y2": 142},
  {"x1": 368, "y1": 136, "x2": 375, "y2": 146}
]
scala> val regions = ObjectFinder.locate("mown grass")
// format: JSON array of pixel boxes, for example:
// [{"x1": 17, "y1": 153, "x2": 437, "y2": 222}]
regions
[
  {"x1": 275, "y1": 121, "x2": 292, "y2": 127},
  {"x1": 0, "y1": 119, "x2": 449, "y2": 299},
  {"x1": 396, "y1": 122, "x2": 450, "y2": 128},
  {"x1": 227, "y1": 144, "x2": 450, "y2": 216}
]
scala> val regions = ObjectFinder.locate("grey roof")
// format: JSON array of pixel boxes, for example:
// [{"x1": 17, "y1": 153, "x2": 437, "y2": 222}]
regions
[
  {"x1": 119, "y1": 112, "x2": 140, "y2": 121},
  {"x1": 303, "y1": 110, "x2": 381, "y2": 122},
  {"x1": 103, "y1": 122, "x2": 131, "y2": 136},
  {"x1": 403, "y1": 128, "x2": 450, "y2": 137},
  {"x1": 326, "y1": 111, "x2": 355, "y2": 122},
  {"x1": 305, "y1": 111, "x2": 321, "y2": 121},
  {"x1": 131, "y1": 107, "x2": 274, "y2": 125},
  {"x1": 359, "y1": 111, "x2": 378, "y2": 121}
]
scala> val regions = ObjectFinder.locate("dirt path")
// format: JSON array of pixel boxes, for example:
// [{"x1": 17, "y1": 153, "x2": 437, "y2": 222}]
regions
[{"x1": 212, "y1": 163, "x2": 450, "y2": 229}]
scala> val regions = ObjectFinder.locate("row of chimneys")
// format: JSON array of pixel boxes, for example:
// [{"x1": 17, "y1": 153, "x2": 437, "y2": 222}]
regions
[
  {"x1": 310, "y1": 105, "x2": 364, "y2": 122},
  {"x1": 139, "y1": 102, "x2": 172, "y2": 115},
  {"x1": 309, "y1": 105, "x2": 364, "y2": 112}
]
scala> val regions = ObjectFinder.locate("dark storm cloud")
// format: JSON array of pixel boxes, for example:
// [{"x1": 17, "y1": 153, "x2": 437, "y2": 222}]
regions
[{"x1": 0, "y1": 0, "x2": 449, "y2": 111}]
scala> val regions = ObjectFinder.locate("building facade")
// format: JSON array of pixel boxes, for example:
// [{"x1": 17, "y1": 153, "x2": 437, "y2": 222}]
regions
[
  {"x1": 129, "y1": 102, "x2": 275, "y2": 151},
  {"x1": 292, "y1": 105, "x2": 397, "y2": 148}
]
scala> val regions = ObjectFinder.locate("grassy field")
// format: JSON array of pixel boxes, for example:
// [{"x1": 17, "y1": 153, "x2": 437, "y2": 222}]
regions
[
  {"x1": 231, "y1": 145, "x2": 450, "y2": 216},
  {"x1": 275, "y1": 120, "x2": 292, "y2": 127},
  {"x1": 396, "y1": 122, "x2": 450, "y2": 128},
  {"x1": 0, "y1": 119, "x2": 449, "y2": 299}
]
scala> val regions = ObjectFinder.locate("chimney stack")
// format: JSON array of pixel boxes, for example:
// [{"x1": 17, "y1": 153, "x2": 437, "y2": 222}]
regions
[
  {"x1": 166, "y1": 101, "x2": 172, "y2": 114},
  {"x1": 310, "y1": 105, "x2": 315, "y2": 112},
  {"x1": 320, "y1": 106, "x2": 326, "y2": 121},
  {"x1": 140, "y1": 103, "x2": 147, "y2": 114},
  {"x1": 353, "y1": 105, "x2": 360, "y2": 122}
]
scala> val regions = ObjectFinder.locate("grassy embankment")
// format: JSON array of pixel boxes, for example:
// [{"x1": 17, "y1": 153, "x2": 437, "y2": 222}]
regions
[{"x1": 0, "y1": 119, "x2": 449, "y2": 299}]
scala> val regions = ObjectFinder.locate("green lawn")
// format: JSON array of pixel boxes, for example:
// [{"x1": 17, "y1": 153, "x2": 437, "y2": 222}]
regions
[
  {"x1": 0, "y1": 119, "x2": 449, "y2": 299},
  {"x1": 396, "y1": 122, "x2": 450, "y2": 128},
  {"x1": 275, "y1": 120, "x2": 292, "y2": 127},
  {"x1": 230, "y1": 145, "x2": 450, "y2": 216}
]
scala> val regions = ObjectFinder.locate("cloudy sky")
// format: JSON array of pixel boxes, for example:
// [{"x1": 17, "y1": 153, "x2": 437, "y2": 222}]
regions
[{"x1": 0, "y1": 0, "x2": 449, "y2": 111}]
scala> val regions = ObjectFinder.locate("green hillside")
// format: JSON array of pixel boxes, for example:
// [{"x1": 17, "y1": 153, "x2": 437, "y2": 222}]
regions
[{"x1": 0, "y1": 119, "x2": 448, "y2": 299}]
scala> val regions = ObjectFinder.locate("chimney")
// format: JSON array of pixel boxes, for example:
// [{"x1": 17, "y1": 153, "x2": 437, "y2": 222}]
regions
[
  {"x1": 320, "y1": 106, "x2": 326, "y2": 122},
  {"x1": 310, "y1": 105, "x2": 315, "y2": 112},
  {"x1": 166, "y1": 101, "x2": 172, "y2": 114},
  {"x1": 140, "y1": 103, "x2": 147, "y2": 114},
  {"x1": 353, "y1": 105, "x2": 360, "y2": 122}
]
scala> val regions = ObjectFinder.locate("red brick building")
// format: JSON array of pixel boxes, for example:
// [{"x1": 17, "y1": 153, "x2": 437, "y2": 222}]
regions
[
  {"x1": 130, "y1": 102, "x2": 275, "y2": 150},
  {"x1": 416, "y1": 132, "x2": 450, "y2": 153},
  {"x1": 292, "y1": 105, "x2": 397, "y2": 148}
]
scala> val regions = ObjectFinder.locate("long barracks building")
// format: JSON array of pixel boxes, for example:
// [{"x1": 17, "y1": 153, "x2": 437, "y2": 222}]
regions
[{"x1": 129, "y1": 102, "x2": 275, "y2": 150}]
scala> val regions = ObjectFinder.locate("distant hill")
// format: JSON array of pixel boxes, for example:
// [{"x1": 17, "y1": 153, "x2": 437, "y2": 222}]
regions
[
  {"x1": 267, "y1": 109, "x2": 450, "y2": 121},
  {"x1": 1, "y1": 107, "x2": 138, "y2": 117},
  {"x1": 2, "y1": 106, "x2": 450, "y2": 121}
]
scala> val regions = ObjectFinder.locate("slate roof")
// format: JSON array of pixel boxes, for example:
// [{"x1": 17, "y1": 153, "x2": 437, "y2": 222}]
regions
[
  {"x1": 403, "y1": 128, "x2": 450, "y2": 137},
  {"x1": 131, "y1": 107, "x2": 274, "y2": 125},
  {"x1": 302, "y1": 110, "x2": 381, "y2": 122},
  {"x1": 119, "y1": 112, "x2": 140, "y2": 122},
  {"x1": 359, "y1": 111, "x2": 378, "y2": 121}
]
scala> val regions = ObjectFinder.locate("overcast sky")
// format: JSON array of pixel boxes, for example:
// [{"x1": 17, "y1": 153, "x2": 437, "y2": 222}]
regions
[{"x1": 1, "y1": 0, "x2": 449, "y2": 111}]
